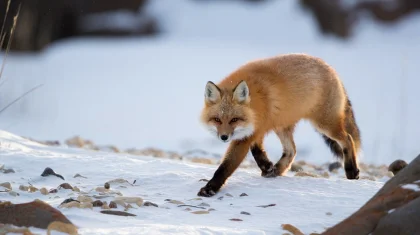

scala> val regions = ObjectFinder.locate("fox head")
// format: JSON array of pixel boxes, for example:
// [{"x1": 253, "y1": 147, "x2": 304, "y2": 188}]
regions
[{"x1": 200, "y1": 80, "x2": 255, "y2": 143}]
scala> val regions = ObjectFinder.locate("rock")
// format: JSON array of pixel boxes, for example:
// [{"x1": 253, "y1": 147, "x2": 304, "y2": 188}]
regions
[
  {"x1": 197, "y1": 202, "x2": 210, "y2": 207},
  {"x1": 73, "y1": 186, "x2": 81, "y2": 192},
  {"x1": 8, "y1": 191, "x2": 19, "y2": 197},
  {"x1": 59, "y1": 183, "x2": 73, "y2": 190},
  {"x1": 191, "y1": 210, "x2": 209, "y2": 214},
  {"x1": 240, "y1": 193, "x2": 248, "y2": 197},
  {"x1": 282, "y1": 224, "x2": 304, "y2": 235},
  {"x1": 257, "y1": 203, "x2": 276, "y2": 208},
  {"x1": 19, "y1": 185, "x2": 29, "y2": 192},
  {"x1": 0, "y1": 182, "x2": 12, "y2": 190},
  {"x1": 241, "y1": 211, "x2": 251, "y2": 215},
  {"x1": 49, "y1": 189, "x2": 58, "y2": 194},
  {"x1": 295, "y1": 171, "x2": 319, "y2": 178},
  {"x1": 41, "y1": 167, "x2": 64, "y2": 180},
  {"x1": 230, "y1": 218, "x2": 243, "y2": 221},
  {"x1": 165, "y1": 199, "x2": 184, "y2": 205},
  {"x1": 2, "y1": 168, "x2": 15, "y2": 174},
  {"x1": 95, "y1": 186, "x2": 108, "y2": 193},
  {"x1": 100, "y1": 210, "x2": 136, "y2": 217},
  {"x1": 109, "y1": 201, "x2": 118, "y2": 208},
  {"x1": 326, "y1": 212, "x2": 332, "y2": 216},
  {"x1": 77, "y1": 195, "x2": 93, "y2": 203},
  {"x1": 114, "y1": 196, "x2": 143, "y2": 207},
  {"x1": 73, "y1": 173, "x2": 87, "y2": 178},
  {"x1": 104, "y1": 182, "x2": 110, "y2": 189},
  {"x1": 101, "y1": 202, "x2": 110, "y2": 210},
  {"x1": 29, "y1": 186, "x2": 38, "y2": 192},
  {"x1": 59, "y1": 198, "x2": 79, "y2": 206},
  {"x1": 143, "y1": 201, "x2": 158, "y2": 207},
  {"x1": 328, "y1": 162, "x2": 342, "y2": 172},
  {"x1": 388, "y1": 159, "x2": 408, "y2": 176},
  {"x1": 92, "y1": 200, "x2": 104, "y2": 207},
  {"x1": 322, "y1": 172, "x2": 330, "y2": 178},
  {"x1": 321, "y1": 154, "x2": 420, "y2": 235},
  {"x1": 225, "y1": 193, "x2": 233, "y2": 197},
  {"x1": 40, "y1": 188, "x2": 49, "y2": 195},
  {"x1": 199, "y1": 179, "x2": 209, "y2": 182},
  {"x1": 0, "y1": 200, "x2": 76, "y2": 232},
  {"x1": 291, "y1": 164, "x2": 303, "y2": 172}
]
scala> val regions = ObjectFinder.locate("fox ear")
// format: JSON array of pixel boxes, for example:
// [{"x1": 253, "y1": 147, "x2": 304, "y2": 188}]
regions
[
  {"x1": 204, "y1": 81, "x2": 221, "y2": 103},
  {"x1": 233, "y1": 80, "x2": 249, "y2": 103}
]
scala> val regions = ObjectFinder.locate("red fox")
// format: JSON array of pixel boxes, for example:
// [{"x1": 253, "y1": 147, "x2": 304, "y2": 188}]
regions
[{"x1": 198, "y1": 53, "x2": 361, "y2": 197}]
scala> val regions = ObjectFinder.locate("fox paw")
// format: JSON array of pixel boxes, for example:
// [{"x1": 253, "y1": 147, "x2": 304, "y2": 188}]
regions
[
  {"x1": 197, "y1": 185, "x2": 217, "y2": 197},
  {"x1": 261, "y1": 165, "x2": 277, "y2": 178}
]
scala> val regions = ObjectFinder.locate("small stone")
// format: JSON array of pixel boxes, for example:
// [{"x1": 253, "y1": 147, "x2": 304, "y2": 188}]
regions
[
  {"x1": 49, "y1": 189, "x2": 58, "y2": 194},
  {"x1": 40, "y1": 188, "x2": 49, "y2": 195},
  {"x1": 0, "y1": 182, "x2": 12, "y2": 190},
  {"x1": 257, "y1": 203, "x2": 276, "y2": 208},
  {"x1": 197, "y1": 202, "x2": 210, "y2": 207},
  {"x1": 100, "y1": 210, "x2": 136, "y2": 217},
  {"x1": 73, "y1": 173, "x2": 87, "y2": 178},
  {"x1": 109, "y1": 201, "x2": 118, "y2": 208},
  {"x1": 184, "y1": 208, "x2": 192, "y2": 211},
  {"x1": 208, "y1": 208, "x2": 216, "y2": 211},
  {"x1": 59, "y1": 201, "x2": 80, "y2": 208},
  {"x1": 73, "y1": 186, "x2": 81, "y2": 192},
  {"x1": 240, "y1": 193, "x2": 248, "y2": 197},
  {"x1": 241, "y1": 211, "x2": 251, "y2": 215},
  {"x1": 230, "y1": 218, "x2": 243, "y2": 221},
  {"x1": 326, "y1": 212, "x2": 332, "y2": 216},
  {"x1": 166, "y1": 199, "x2": 184, "y2": 205},
  {"x1": 114, "y1": 196, "x2": 143, "y2": 207},
  {"x1": 8, "y1": 191, "x2": 19, "y2": 196},
  {"x1": 41, "y1": 167, "x2": 64, "y2": 180},
  {"x1": 101, "y1": 202, "x2": 110, "y2": 209},
  {"x1": 19, "y1": 185, "x2": 29, "y2": 191},
  {"x1": 2, "y1": 168, "x2": 15, "y2": 174},
  {"x1": 77, "y1": 195, "x2": 93, "y2": 203},
  {"x1": 217, "y1": 196, "x2": 224, "y2": 200},
  {"x1": 191, "y1": 210, "x2": 209, "y2": 214},
  {"x1": 104, "y1": 182, "x2": 110, "y2": 189},
  {"x1": 92, "y1": 200, "x2": 104, "y2": 207},
  {"x1": 291, "y1": 164, "x2": 303, "y2": 172},
  {"x1": 95, "y1": 186, "x2": 107, "y2": 193},
  {"x1": 60, "y1": 198, "x2": 79, "y2": 206},
  {"x1": 294, "y1": 171, "x2": 319, "y2": 178},
  {"x1": 28, "y1": 186, "x2": 38, "y2": 192},
  {"x1": 143, "y1": 201, "x2": 158, "y2": 207},
  {"x1": 199, "y1": 179, "x2": 209, "y2": 182},
  {"x1": 388, "y1": 159, "x2": 408, "y2": 175},
  {"x1": 225, "y1": 193, "x2": 233, "y2": 197},
  {"x1": 322, "y1": 172, "x2": 330, "y2": 178},
  {"x1": 59, "y1": 183, "x2": 73, "y2": 190},
  {"x1": 328, "y1": 162, "x2": 342, "y2": 172}
]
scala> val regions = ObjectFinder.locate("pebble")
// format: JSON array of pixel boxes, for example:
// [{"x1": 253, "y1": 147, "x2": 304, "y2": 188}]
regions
[
  {"x1": 101, "y1": 202, "x2": 110, "y2": 210},
  {"x1": 197, "y1": 202, "x2": 210, "y2": 207},
  {"x1": 109, "y1": 201, "x2": 118, "y2": 208},
  {"x1": 92, "y1": 200, "x2": 104, "y2": 207},
  {"x1": 225, "y1": 193, "x2": 233, "y2": 197},
  {"x1": 328, "y1": 162, "x2": 342, "y2": 172},
  {"x1": 77, "y1": 195, "x2": 93, "y2": 203},
  {"x1": 191, "y1": 210, "x2": 209, "y2": 214},
  {"x1": 40, "y1": 188, "x2": 49, "y2": 195},
  {"x1": 2, "y1": 168, "x2": 15, "y2": 174},
  {"x1": 241, "y1": 211, "x2": 251, "y2": 215},
  {"x1": 100, "y1": 210, "x2": 136, "y2": 217},
  {"x1": 240, "y1": 193, "x2": 248, "y2": 197},
  {"x1": 104, "y1": 183, "x2": 110, "y2": 189},
  {"x1": 388, "y1": 159, "x2": 408, "y2": 176},
  {"x1": 19, "y1": 185, "x2": 29, "y2": 191},
  {"x1": 144, "y1": 201, "x2": 158, "y2": 207},
  {"x1": 59, "y1": 183, "x2": 73, "y2": 190},
  {"x1": 0, "y1": 182, "x2": 12, "y2": 190},
  {"x1": 294, "y1": 171, "x2": 319, "y2": 178},
  {"x1": 230, "y1": 218, "x2": 243, "y2": 221},
  {"x1": 8, "y1": 191, "x2": 19, "y2": 196},
  {"x1": 73, "y1": 173, "x2": 87, "y2": 178}
]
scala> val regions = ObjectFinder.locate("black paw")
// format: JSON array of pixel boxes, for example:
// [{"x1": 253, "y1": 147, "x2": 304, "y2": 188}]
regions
[
  {"x1": 345, "y1": 167, "x2": 360, "y2": 180},
  {"x1": 261, "y1": 165, "x2": 278, "y2": 178},
  {"x1": 197, "y1": 185, "x2": 217, "y2": 197}
]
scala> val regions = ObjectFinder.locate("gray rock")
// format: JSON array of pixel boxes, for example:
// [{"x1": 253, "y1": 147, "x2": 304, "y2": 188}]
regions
[
  {"x1": 388, "y1": 159, "x2": 408, "y2": 176},
  {"x1": 328, "y1": 162, "x2": 342, "y2": 172}
]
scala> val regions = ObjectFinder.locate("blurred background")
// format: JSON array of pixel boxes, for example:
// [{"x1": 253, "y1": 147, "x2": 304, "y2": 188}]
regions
[{"x1": 0, "y1": 0, "x2": 419, "y2": 165}]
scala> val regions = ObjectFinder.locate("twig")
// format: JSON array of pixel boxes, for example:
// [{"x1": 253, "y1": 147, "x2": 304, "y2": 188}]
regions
[
  {"x1": 0, "y1": 3, "x2": 21, "y2": 85},
  {"x1": 177, "y1": 205, "x2": 206, "y2": 209},
  {"x1": 0, "y1": 83, "x2": 44, "y2": 115},
  {"x1": 0, "y1": 0, "x2": 11, "y2": 48}
]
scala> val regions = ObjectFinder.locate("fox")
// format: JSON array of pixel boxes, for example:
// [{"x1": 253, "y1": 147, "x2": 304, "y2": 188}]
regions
[{"x1": 197, "y1": 53, "x2": 361, "y2": 197}]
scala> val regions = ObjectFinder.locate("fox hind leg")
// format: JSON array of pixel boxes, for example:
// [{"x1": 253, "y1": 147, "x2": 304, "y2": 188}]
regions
[{"x1": 273, "y1": 125, "x2": 297, "y2": 176}]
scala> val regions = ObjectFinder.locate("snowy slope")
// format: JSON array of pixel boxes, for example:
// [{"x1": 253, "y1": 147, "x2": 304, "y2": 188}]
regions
[{"x1": 0, "y1": 130, "x2": 386, "y2": 235}]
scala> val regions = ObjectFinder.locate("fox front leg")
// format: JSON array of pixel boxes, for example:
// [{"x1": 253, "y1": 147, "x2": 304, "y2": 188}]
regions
[{"x1": 198, "y1": 139, "x2": 252, "y2": 197}]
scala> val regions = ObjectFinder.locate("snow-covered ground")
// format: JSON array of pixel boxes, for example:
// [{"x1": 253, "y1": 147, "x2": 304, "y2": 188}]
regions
[
  {"x1": 0, "y1": 130, "x2": 386, "y2": 235},
  {"x1": 0, "y1": 0, "x2": 419, "y2": 166}
]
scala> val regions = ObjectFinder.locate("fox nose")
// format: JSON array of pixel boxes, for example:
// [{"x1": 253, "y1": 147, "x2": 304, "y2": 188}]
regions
[{"x1": 220, "y1": 135, "x2": 228, "y2": 141}]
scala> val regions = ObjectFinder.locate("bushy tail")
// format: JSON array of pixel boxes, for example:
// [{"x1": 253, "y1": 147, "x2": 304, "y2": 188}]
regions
[{"x1": 321, "y1": 98, "x2": 361, "y2": 159}]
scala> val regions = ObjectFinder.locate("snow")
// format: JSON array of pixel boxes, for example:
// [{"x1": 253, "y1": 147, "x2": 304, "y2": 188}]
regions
[
  {"x1": 0, "y1": 0, "x2": 419, "y2": 167},
  {"x1": 401, "y1": 183, "x2": 420, "y2": 192},
  {"x1": 0, "y1": 130, "x2": 384, "y2": 234}
]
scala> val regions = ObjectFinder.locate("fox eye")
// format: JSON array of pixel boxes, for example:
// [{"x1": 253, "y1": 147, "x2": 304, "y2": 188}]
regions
[
  {"x1": 213, "y1": 117, "x2": 221, "y2": 123},
  {"x1": 230, "y1": 118, "x2": 239, "y2": 124}
]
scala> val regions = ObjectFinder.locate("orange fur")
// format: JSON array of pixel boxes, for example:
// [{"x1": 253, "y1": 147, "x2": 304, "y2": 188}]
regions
[{"x1": 198, "y1": 53, "x2": 361, "y2": 197}]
